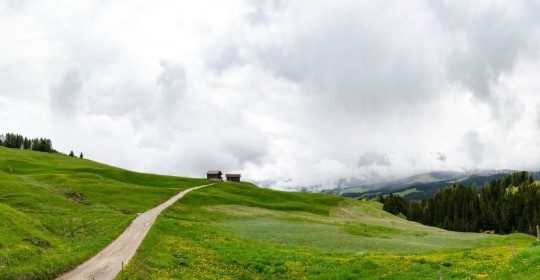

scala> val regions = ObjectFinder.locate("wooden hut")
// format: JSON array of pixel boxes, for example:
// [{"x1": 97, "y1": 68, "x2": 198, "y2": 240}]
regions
[
  {"x1": 206, "y1": 170, "x2": 223, "y2": 181},
  {"x1": 226, "y1": 174, "x2": 241, "y2": 182}
]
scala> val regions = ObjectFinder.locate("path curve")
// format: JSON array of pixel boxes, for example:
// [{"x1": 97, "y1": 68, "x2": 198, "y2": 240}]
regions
[{"x1": 56, "y1": 184, "x2": 213, "y2": 280}]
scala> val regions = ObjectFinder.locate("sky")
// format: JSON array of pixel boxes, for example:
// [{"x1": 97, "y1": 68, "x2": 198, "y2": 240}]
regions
[{"x1": 2, "y1": 0, "x2": 540, "y2": 190}]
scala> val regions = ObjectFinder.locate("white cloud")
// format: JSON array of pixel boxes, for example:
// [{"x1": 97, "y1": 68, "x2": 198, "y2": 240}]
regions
[
  {"x1": 49, "y1": 65, "x2": 85, "y2": 115},
  {"x1": 1, "y1": 0, "x2": 540, "y2": 189}
]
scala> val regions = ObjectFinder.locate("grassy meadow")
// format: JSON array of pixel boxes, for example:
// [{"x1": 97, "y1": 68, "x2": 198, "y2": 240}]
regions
[
  {"x1": 121, "y1": 182, "x2": 537, "y2": 279},
  {"x1": 0, "y1": 146, "x2": 538, "y2": 279},
  {"x1": 491, "y1": 241, "x2": 540, "y2": 279},
  {"x1": 0, "y1": 147, "x2": 208, "y2": 279}
]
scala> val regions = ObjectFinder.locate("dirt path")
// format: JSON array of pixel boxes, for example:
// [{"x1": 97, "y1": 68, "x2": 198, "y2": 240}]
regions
[{"x1": 56, "y1": 184, "x2": 212, "y2": 280}]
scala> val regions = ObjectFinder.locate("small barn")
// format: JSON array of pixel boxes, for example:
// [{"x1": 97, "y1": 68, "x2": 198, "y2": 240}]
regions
[
  {"x1": 206, "y1": 170, "x2": 223, "y2": 181},
  {"x1": 226, "y1": 174, "x2": 241, "y2": 182}
]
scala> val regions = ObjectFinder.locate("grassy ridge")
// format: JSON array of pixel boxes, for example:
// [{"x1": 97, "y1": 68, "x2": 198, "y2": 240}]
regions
[
  {"x1": 121, "y1": 182, "x2": 536, "y2": 279},
  {"x1": 0, "y1": 147, "x2": 208, "y2": 279}
]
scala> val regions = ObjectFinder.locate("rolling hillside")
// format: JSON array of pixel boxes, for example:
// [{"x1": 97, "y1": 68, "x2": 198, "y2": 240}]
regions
[
  {"x1": 0, "y1": 147, "x2": 538, "y2": 279},
  {"x1": 0, "y1": 147, "x2": 207, "y2": 279},
  {"x1": 121, "y1": 183, "x2": 537, "y2": 279}
]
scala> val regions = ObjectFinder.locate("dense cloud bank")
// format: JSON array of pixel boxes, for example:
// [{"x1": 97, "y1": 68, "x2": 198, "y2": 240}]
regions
[{"x1": 1, "y1": 0, "x2": 540, "y2": 190}]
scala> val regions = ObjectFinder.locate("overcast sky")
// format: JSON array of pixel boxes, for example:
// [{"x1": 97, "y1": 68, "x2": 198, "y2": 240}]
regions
[{"x1": 2, "y1": 0, "x2": 540, "y2": 190}]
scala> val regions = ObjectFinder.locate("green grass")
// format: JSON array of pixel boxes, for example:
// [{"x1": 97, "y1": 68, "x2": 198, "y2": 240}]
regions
[
  {"x1": 2, "y1": 146, "x2": 538, "y2": 279},
  {"x1": 121, "y1": 182, "x2": 537, "y2": 279},
  {"x1": 393, "y1": 187, "x2": 421, "y2": 197},
  {"x1": 490, "y1": 240, "x2": 540, "y2": 279},
  {"x1": 0, "y1": 147, "x2": 208, "y2": 279},
  {"x1": 406, "y1": 174, "x2": 439, "y2": 185}
]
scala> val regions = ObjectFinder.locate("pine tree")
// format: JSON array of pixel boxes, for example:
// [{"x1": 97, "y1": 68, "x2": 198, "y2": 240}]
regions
[
  {"x1": 79, "y1": 152, "x2": 83, "y2": 159},
  {"x1": 23, "y1": 137, "x2": 31, "y2": 149},
  {"x1": 69, "y1": 151, "x2": 75, "y2": 157},
  {"x1": 378, "y1": 171, "x2": 540, "y2": 235}
]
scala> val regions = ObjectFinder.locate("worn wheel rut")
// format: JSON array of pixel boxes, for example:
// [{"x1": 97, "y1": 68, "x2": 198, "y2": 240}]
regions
[{"x1": 56, "y1": 184, "x2": 212, "y2": 280}]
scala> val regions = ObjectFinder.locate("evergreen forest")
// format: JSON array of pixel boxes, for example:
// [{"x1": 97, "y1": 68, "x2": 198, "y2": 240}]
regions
[{"x1": 378, "y1": 171, "x2": 540, "y2": 235}]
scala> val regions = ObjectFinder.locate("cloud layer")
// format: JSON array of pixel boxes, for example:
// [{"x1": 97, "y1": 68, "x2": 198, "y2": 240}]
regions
[{"x1": 1, "y1": 0, "x2": 540, "y2": 190}]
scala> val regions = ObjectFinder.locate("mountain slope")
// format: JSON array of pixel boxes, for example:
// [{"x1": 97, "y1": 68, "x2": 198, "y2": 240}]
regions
[
  {"x1": 0, "y1": 147, "x2": 207, "y2": 279},
  {"x1": 329, "y1": 170, "x2": 536, "y2": 200}
]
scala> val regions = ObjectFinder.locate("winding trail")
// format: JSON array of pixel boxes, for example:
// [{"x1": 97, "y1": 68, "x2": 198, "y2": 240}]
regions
[{"x1": 56, "y1": 184, "x2": 212, "y2": 280}]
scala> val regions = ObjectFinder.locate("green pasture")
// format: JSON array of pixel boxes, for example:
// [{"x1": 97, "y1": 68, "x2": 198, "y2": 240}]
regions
[
  {"x1": 121, "y1": 182, "x2": 537, "y2": 279},
  {"x1": 1, "y1": 146, "x2": 537, "y2": 279},
  {"x1": 0, "y1": 147, "x2": 207, "y2": 279}
]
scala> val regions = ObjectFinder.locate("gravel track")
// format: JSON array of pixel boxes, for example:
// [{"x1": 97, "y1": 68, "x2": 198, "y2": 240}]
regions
[{"x1": 56, "y1": 184, "x2": 212, "y2": 280}]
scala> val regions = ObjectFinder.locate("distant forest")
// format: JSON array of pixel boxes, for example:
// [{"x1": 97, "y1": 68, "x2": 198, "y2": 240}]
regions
[
  {"x1": 0, "y1": 132, "x2": 56, "y2": 152},
  {"x1": 0, "y1": 132, "x2": 82, "y2": 158},
  {"x1": 378, "y1": 171, "x2": 540, "y2": 235}
]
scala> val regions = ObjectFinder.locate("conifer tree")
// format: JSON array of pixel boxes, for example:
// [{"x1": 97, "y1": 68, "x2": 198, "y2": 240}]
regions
[{"x1": 380, "y1": 171, "x2": 540, "y2": 235}]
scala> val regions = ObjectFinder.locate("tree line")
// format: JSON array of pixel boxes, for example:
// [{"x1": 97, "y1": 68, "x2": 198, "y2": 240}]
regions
[
  {"x1": 0, "y1": 133, "x2": 55, "y2": 152},
  {"x1": 0, "y1": 132, "x2": 83, "y2": 158},
  {"x1": 378, "y1": 171, "x2": 540, "y2": 235}
]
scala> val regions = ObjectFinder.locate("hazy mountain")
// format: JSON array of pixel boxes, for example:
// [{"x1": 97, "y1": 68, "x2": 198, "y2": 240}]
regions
[{"x1": 322, "y1": 170, "x2": 540, "y2": 201}]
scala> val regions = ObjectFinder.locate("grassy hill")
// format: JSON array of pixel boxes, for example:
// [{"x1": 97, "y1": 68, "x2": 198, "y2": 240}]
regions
[
  {"x1": 0, "y1": 147, "x2": 208, "y2": 279},
  {"x1": 121, "y1": 182, "x2": 537, "y2": 279},
  {"x1": 0, "y1": 146, "x2": 538, "y2": 279}
]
